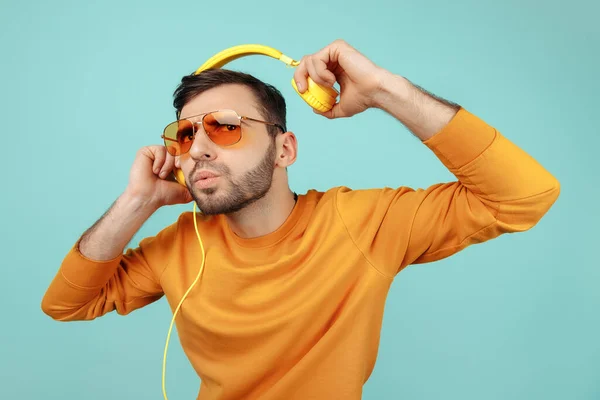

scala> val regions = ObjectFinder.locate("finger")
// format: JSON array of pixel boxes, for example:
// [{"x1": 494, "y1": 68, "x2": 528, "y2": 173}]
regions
[
  {"x1": 313, "y1": 103, "x2": 340, "y2": 119},
  {"x1": 159, "y1": 152, "x2": 176, "y2": 179},
  {"x1": 293, "y1": 56, "x2": 309, "y2": 93},
  {"x1": 151, "y1": 146, "x2": 166, "y2": 175},
  {"x1": 306, "y1": 57, "x2": 335, "y2": 88},
  {"x1": 312, "y1": 57, "x2": 336, "y2": 87}
]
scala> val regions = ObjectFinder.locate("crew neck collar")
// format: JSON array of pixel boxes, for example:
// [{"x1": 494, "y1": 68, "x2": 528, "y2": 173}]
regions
[{"x1": 223, "y1": 192, "x2": 307, "y2": 249}]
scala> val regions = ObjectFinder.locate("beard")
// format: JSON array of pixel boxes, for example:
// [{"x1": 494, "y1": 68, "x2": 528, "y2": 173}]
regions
[{"x1": 188, "y1": 139, "x2": 277, "y2": 215}]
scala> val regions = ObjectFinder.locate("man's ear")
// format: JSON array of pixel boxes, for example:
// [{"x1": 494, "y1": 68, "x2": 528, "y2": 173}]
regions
[{"x1": 276, "y1": 131, "x2": 298, "y2": 168}]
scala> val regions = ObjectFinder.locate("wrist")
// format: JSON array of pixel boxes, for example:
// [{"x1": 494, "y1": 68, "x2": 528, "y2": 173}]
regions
[
  {"x1": 120, "y1": 189, "x2": 160, "y2": 216},
  {"x1": 370, "y1": 69, "x2": 412, "y2": 111},
  {"x1": 369, "y1": 70, "x2": 460, "y2": 141}
]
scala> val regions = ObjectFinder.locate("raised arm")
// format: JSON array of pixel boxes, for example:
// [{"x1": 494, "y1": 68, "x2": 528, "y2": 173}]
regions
[
  {"x1": 294, "y1": 39, "x2": 560, "y2": 277},
  {"x1": 41, "y1": 145, "x2": 193, "y2": 320},
  {"x1": 335, "y1": 106, "x2": 560, "y2": 276}
]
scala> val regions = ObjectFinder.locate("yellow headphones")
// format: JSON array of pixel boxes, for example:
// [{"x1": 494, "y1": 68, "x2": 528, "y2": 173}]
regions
[
  {"x1": 161, "y1": 44, "x2": 337, "y2": 400},
  {"x1": 171, "y1": 44, "x2": 339, "y2": 187}
]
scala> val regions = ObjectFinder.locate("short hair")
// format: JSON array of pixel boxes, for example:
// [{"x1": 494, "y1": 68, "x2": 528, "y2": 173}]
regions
[{"x1": 172, "y1": 68, "x2": 287, "y2": 137}]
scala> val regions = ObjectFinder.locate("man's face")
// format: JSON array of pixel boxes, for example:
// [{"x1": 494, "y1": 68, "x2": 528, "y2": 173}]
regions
[{"x1": 176, "y1": 84, "x2": 279, "y2": 215}]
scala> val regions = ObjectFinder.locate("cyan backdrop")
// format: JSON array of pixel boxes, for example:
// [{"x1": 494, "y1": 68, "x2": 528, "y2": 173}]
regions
[{"x1": 1, "y1": 0, "x2": 597, "y2": 399}]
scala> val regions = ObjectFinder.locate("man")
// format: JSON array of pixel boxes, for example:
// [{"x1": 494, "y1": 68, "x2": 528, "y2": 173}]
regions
[{"x1": 41, "y1": 40, "x2": 560, "y2": 399}]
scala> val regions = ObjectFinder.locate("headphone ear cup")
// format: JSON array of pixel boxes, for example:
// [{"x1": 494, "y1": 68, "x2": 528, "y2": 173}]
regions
[
  {"x1": 291, "y1": 77, "x2": 338, "y2": 113},
  {"x1": 173, "y1": 168, "x2": 187, "y2": 187}
]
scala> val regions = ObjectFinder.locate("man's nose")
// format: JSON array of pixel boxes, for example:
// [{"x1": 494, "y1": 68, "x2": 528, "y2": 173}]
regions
[{"x1": 188, "y1": 123, "x2": 217, "y2": 161}]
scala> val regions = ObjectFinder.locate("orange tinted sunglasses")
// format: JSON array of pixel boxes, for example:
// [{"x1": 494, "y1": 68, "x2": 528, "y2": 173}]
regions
[{"x1": 161, "y1": 109, "x2": 285, "y2": 156}]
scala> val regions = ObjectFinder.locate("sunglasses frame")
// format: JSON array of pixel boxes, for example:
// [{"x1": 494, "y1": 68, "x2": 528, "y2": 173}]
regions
[{"x1": 161, "y1": 109, "x2": 286, "y2": 155}]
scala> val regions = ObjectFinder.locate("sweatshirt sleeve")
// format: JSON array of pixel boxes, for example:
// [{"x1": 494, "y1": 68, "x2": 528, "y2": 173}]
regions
[
  {"x1": 41, "y1": 214, "x2": 182, "y2": 321},
  {"x1": 335, "y1": 107, "x2": 560, "y2": 278}
]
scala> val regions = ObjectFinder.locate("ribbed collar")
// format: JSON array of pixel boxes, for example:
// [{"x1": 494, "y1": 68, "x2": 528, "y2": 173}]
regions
[{"x1": 222, "y1": 192, "x2": 309, "y2": 249}]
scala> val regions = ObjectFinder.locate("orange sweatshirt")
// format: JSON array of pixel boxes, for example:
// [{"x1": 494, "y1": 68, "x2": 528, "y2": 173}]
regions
[{"x1": 41, "y1": 108, "x2": 560, "y2": 399}]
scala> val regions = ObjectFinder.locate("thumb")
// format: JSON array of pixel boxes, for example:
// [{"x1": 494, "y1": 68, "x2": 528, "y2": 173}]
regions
[
  {"x1": 178, "y1": 185, "x2": 194, "y2": 203},
  {"x1": 164, "y1": 180, "x2": 193, "y2": 204},
  {"x1": 313, "y1": 102, "x2": 343, "y2": 119}
]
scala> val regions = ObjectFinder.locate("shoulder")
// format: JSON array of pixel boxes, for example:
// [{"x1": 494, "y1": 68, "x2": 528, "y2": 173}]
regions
[
  {"x1": 320, "y1": 185, "x2": 417, "y2": 208},
  {"x1": 302, "y1": 186, "x2": 418, "y2": 220},
  {"x1": 303, "y1": 184, "x2": 413, "y2": 201}
]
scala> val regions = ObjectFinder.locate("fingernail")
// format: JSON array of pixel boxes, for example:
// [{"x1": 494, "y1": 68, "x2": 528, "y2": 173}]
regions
[
  {"x1": 296, "y1": 81, "x2": 302, "y2": 91},
  {"x1": 160, "y1": 171, "x2": 167, "y2": 178}
]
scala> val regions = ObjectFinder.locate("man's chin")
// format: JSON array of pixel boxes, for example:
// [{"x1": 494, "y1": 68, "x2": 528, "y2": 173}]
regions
[
  {"x1": 192, "y1": 189, "x2": 264, "y2": 216},
  {"x1": 194, "y1": 187, "x2": 218, "y2": 196},
  {"x1": 191, "y1": 189, "x2": 232, "y2": 215}
]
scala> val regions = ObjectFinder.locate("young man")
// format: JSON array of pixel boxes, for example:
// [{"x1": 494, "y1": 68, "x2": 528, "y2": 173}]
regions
[{"x1": 41, "y1": 40, "x2": 560, "y2": 399}]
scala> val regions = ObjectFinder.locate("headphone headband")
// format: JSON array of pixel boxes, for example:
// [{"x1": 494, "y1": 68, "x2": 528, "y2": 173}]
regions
[
  {"x1": 193, "y1": 44, "x2": 299, "y2": 74},
  {"x1": 170, "y1": 44, "x2": 339, "y2": 188},
  {"x1": 189, "y1": 44, "x2": 338, "y2": 114}
]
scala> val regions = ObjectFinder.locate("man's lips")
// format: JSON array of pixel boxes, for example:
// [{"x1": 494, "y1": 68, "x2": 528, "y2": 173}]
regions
[
  {"x1": 193, "y1": 170, "x2": 219, "y2": 181},
  {"x1": 193, "y1": 170, "x2": 220, "y2": 188}
]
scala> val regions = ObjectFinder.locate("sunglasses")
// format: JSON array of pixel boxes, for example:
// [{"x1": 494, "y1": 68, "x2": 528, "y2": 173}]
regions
[{"x1": 161, "y1": 109, "x2": 285, "y2": 156}]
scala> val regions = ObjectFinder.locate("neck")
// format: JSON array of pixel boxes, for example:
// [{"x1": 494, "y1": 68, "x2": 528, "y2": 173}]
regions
[{"x1": 224, "y1": 184, "x2": 297, "y2": 239}]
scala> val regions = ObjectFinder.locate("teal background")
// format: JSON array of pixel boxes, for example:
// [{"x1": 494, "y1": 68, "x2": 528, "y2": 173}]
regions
[{"x1": 1, "y1": 0, "x2": 598, "y2": 398}]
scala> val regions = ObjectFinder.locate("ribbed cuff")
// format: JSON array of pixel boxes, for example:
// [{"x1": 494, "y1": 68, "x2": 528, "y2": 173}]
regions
[
  {"x1": 422, "y1": 108, "x2": 497, "y2": 170},
  {"x1": 59, "y1": 242, "x2": 122, "y2": 289}
]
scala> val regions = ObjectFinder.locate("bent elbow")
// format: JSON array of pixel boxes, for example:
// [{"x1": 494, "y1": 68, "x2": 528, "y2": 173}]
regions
[
  {"x1": 40, "y1": 295, "x2": 62, "y2": 321},
  {"x1": 499, "y1": 178, "x2": 561, "y2": 233},
  {"x1": 530, "y1": 178, "x2": 560, "y2": 224},
  {"x1": 41, "y1": 293, "x2": 87, "y2": 322}
]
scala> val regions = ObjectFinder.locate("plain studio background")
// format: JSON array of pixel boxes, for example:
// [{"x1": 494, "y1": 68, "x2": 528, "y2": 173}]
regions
[{"x1": 1, "y1": 0, "x2": 598, "y2": 398}]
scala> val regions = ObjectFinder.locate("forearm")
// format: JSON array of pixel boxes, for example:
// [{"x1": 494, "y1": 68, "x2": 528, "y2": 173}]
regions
[
  {"x1": 372, "y1": 69, "x2": 559, "y2": 221},
  {"x1": 79, "y1": 191, "x2": 158, "y2": 260},
  {"x1": 372, "y1": 70, "x2": 461, "y2": 141}
]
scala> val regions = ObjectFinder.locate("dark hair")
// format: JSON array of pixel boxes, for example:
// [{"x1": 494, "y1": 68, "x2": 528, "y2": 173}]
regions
[{"x1": 172, "y1": 68, "x2": 287, "y2": 138}]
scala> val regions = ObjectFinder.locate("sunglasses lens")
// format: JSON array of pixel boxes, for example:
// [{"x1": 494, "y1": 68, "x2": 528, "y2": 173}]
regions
[
  {"x1": 163, "y1": 119, "x2": 194, "y2": 156},
  {"x1": 203, "y1": 110, "x2": 241, "y2": 146}
]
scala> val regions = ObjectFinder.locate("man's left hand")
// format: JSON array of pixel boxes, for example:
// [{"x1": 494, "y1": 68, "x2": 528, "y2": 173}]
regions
[{"x1": 293, "y1": 39, "x2": 389, "y2": 119}]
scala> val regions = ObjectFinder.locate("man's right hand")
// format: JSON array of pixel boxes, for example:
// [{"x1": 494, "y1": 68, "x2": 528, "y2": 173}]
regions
[
  {"x1": 76, "y1": 145, "x2": 192, "y2": 261},
  {"x1": 125, "y1": 145, "x2": 193, "y2": 208}
]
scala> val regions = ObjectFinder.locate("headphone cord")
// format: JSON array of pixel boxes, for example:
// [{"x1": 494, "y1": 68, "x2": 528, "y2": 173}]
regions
[
  {"x1": 162, "y1": 201, "x2": 206, "y2": 400},
  {"x1": 161, "y1": 192, "x2": 297, "y2": 399}
]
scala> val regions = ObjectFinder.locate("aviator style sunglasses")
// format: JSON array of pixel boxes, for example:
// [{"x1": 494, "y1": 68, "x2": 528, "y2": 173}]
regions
[{"x1": 161, "y1": 109, "x2": 285, "y2": 156}]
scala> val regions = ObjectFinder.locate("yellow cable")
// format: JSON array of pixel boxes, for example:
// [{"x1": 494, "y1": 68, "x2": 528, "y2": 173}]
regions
[
  {"x1": 162, "y1": 202, "x2": 206, "y2": 400},
  {"x1": 161, "y1": 44, "x2": 299, "y2": 399}
]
